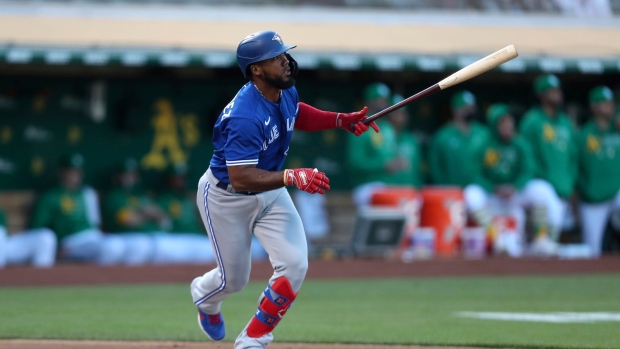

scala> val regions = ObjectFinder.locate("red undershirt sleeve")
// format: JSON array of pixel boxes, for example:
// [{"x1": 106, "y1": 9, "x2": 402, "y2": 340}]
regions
[{"x1": 295, "y1": 102, "x2": 339, "y2": 131}]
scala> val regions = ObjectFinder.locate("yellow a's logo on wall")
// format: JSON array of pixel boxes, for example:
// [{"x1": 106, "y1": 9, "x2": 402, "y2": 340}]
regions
[
  {"x1": 484, "y1": 149, "x2": 500, "y2": 168},
  {"x1": 543, "y1": 123, "x2": 556, "y2": 142},
  {"x1": 141, "y1": 99, "x2": 201, "y2": 170}
]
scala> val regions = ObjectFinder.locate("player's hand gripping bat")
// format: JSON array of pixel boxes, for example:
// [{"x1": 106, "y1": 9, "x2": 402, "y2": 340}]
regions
[{"x1": 352, "y1": 45, "x2": 519, "y2": 130}]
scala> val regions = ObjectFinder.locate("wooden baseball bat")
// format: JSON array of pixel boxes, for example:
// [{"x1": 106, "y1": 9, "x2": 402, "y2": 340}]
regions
[{"x1": 355, "y1": 44, "x2": 519, "y2": 128}]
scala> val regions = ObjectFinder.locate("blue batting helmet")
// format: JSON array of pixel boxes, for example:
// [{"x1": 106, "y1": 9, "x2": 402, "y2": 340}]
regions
[{"x1": 236, "y1": 30, "x2": 296, "y2": 78}]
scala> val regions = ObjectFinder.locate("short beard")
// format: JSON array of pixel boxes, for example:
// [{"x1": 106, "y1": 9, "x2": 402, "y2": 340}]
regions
[{"x1": 264, "y1": 73, "x2": 296, "y2": 90}]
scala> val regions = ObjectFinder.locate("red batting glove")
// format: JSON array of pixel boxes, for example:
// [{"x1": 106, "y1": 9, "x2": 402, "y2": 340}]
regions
[
  {"x1": 335, "y1": 106, "x2": 380, "y2": 136},
  {"x1": 283, "y1": 168, "x2": 331, "y2": 194}
]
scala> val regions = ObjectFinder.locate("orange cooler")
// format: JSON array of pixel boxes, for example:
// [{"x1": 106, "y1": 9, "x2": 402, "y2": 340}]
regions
[
  {"x1": 370, "y1": 186, "x2": 418, "y2": 207},
  {"x1": 419, "y1": 186, "x2": 466, "y2": 257}
]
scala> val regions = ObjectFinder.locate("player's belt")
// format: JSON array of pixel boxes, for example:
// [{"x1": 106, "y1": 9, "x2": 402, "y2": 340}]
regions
[{"x1": 215, "y1": 181, "x2": 259, "y2": 195}]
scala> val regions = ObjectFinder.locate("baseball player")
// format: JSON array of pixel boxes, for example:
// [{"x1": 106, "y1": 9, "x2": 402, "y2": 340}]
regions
[
  {"x1": 189, "y1": 30, "x2": 379, "y2": 348},
  {"x1": 347, "y1": 91, "x2": 423, "y2": 207},
  {"x1": 464, "y1": 103, "x2": 558, "y2": 257},
  {"x1": 153, "y1": 164, "x2": 267, "y2": 264},
  {"x1": 518, "y1": 74, "x2": 577, "y2": 246},
  {"x1": 429, "y1": 90, "x2": 489, "y2": 187},
  {"x1": 0, "y1": 206, "x2": 56, "y2": 268},
  {"x1": 577, "y1": 86, "x2": 620, "y2": 257},
  {"x1": 151, "y1": 164, "x2": 216, "y2": 264},
  {"x1": 30, "y1": 153, "x2": 141, "y2": 265},
  {"x1": 100, "y1": 158, "x2": 161, "y2": 264}
]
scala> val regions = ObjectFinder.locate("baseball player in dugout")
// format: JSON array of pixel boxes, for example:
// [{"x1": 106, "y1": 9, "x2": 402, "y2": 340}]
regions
[
  {"x1": 30, "y1": 153, "x2": 139, "y2": 265},
  {"x1": 519, "y1": 74, "x2": 578, "y2": 249},
  {"x1": 428, "y1": 90, "x2": 489, "y2": 188},
  {"x1": 464, "y1": 104, "x2": 556, "y2": 257},
  {"x1": 0, "y1": 204, "x2": 56, "y2": 268},
  {"x1": 100, "y1": 158, "x2": 160, "y2": 264},
  {"x1": 347, "y1": 86, "x2": 423, "y2": 207},
  {"x1": 152, "y1": 164, "x2": 216, "y2": 265},
  {"x1": 189, "y1": 30, "x2": 379, "y2": 348},
  {"x1": 577, "y1": 86, "x2": 620, "y2": 257}
]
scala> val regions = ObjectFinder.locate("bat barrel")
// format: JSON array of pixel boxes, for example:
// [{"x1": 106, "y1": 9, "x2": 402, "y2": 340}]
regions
[
  {"x1": 353, "y1": 44, "x2": 518, "y2": 129},
  {"x1": 438, "y1": 44, "x2": 518, "y2": 90}
]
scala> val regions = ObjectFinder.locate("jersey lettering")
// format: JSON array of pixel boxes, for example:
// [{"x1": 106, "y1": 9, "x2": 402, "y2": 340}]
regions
[
  {"x1": 222, "y1": 101, "x2": 235, "y2": 119},
  {"x1": 286, "y1": 117, "x2": 295, "y2": 131},
  {"x1": 268, "y1": 125, "x2": 280, "y2": 145}
]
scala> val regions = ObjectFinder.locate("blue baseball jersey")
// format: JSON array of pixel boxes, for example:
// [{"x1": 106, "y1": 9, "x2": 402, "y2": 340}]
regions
[{"x1": 209, "y1": 82, "x2": 299, "y2": 184}]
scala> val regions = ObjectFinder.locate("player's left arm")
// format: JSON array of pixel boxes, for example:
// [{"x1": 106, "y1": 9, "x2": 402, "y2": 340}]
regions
[
  {"x1": 228, "y1": 165, "x2": 330, "y2": 195},
  {"x1": 294, "y1": 102, "x2": 379, "y2": 136},
  {"x1": 228, "y1": 165, "x2": 289, "y2": 192}
]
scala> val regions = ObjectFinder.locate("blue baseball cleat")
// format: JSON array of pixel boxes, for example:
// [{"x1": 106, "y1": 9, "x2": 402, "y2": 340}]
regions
[{"x1": 197, "y1": 309, "x2": 226, "y2": 341}]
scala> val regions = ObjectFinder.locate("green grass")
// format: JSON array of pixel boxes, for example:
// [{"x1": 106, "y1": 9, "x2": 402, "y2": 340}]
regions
[{"x1": 1, "y1": 274, "x2": 619, "y2": 348}]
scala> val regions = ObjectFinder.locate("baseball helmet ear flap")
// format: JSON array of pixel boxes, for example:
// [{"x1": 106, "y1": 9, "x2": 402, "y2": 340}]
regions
[{"x1": 285, "y1": 53, "x2": 298, "y2": 77}]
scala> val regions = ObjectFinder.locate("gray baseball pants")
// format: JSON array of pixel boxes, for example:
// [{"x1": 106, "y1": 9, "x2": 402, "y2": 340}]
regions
[{"x1": 191, "y1": 168, "x2": 308, "y2": 314}]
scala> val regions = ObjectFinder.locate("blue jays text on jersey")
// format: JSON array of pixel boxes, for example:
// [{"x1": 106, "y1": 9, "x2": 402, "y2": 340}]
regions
[{"x1": 209, "y1": 82, "x2": 299, "y2": 184}]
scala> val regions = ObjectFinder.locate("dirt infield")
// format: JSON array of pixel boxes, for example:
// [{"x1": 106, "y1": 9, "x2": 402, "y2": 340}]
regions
[
  {"x1": 1, "y1": 256, "x2": 619, "y2": 287},
  {"x1": 1, "y1": 256, "x2": 619, "y2": 349},
  {"x1": 0, "y1": 339, "x2": 505, "y2": 349}
]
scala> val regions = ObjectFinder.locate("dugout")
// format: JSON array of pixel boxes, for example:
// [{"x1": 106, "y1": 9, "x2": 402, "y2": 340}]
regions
[
  {"x1": 0, "y1": 63, "x2": 618, "y2": 192},
  {"x1": 0, "y1": 4, "x2": 618, "y2": 191},
  {"x1": 0, "y1": 3, "x2": 619, "y2": 253}
]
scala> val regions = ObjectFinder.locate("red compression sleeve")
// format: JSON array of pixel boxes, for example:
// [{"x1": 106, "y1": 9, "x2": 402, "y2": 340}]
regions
[{"x1": 295, "y1": 102, "x2": 338, "y2": 131}]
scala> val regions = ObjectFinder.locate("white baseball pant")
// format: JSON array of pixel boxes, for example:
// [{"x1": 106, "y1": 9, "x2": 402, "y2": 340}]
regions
[
  {"x1": 61, "y1": 228, "x2": 153, "y2": 265},
  {"x1": 0, "y1": 227, "x2": 57, "y2": 268},
  {"x1": 464, "y1": 179, "x2": 566, "y2": 238},
  {"x1": 579, "y1": 189, "x2": 620, "y2": 258}
]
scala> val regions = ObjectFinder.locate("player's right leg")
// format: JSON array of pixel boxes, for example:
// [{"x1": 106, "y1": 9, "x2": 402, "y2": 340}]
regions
[
  {"x1": 117, "y1": 233, "x2": 154, "y2": 265},
  {"x1": 464, "y1": 184, "x2": 492, "y2": 226},
  {"x1": 61, "y1": 228, "x2": 106, "y2": 263},
  {"x1": 0, "y1": 229, "x2": 55, "y2": 268},
  {"x1": 488, "y1": 195, "x2": 525, "y2": 257},
  {"x1": 235, "y1": 187, "x2": 307, "y2": 348},
  {"x1": 28, "y1": 228, "x2": 57, "y2": 267},
  {"x1": 190, "y1": 169, "x2": 258, "y2": 341},
  {"x1": 152, "y1": 233, "x2": 216, "y2": 264},
  {"x1": 579, "y1": 201, "x2": 610, "y2": 258},
  {"x1": 522, "y1": 179, "x2": 564, "y2": 236},
  {"x1": 97, "y1": 234, "x2": 126, "y2": 265}
]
